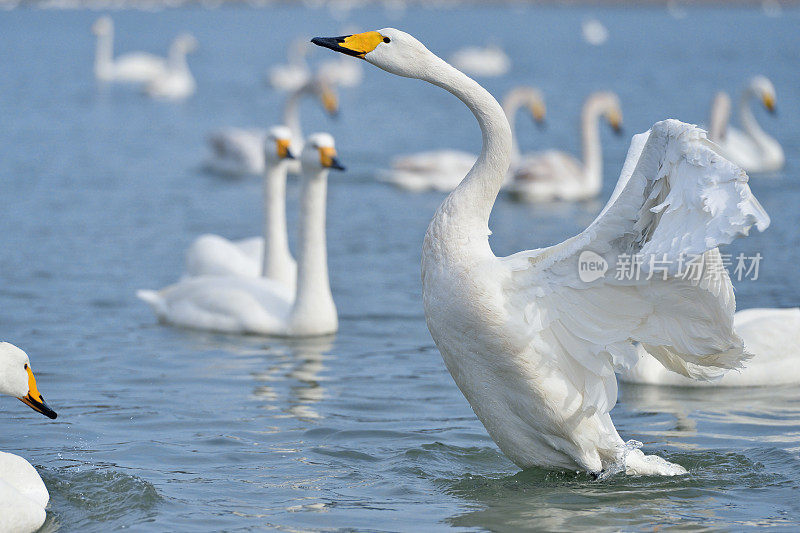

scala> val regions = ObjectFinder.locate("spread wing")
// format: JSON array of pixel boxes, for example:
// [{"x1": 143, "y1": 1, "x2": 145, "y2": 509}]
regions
[{"x1": 500, "y1": 120, "x2": 770, "y2": 414}]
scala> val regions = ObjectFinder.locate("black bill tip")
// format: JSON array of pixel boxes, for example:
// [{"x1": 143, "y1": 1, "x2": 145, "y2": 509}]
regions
[
  {"x1": 329, "y1": 157, "x2": 346, "y2": 171},
  {"x1": 20, "y1": 394, "x2": 58, "y2": 420},
  {"x1": 311, "y1": 36, "x2": 362, "y2": 58}
]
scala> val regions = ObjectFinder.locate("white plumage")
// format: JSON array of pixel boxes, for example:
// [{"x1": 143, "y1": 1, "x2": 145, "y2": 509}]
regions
[
  {"x1": 92, "y1": 16, "x2": 166, "y2": 84},
  {"x1": 144, "y1": 33, "x2": 198, "y2": 101},
  {"x1": 313, "y1": 28, "x2": 769, "y2": 476}
]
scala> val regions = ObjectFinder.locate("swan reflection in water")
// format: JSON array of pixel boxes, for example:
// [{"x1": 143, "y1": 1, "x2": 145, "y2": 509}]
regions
[{"x1": 250, "y1": 336, "x2": 335, "y2": 422}]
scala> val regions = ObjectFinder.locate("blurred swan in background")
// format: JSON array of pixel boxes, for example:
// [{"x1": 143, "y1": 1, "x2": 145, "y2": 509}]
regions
[
  {"x1": 205, "y1": 78, "x2": 339, "y2": 176},
  {"x1": 318, "y1": 54, "x2": 364, "y2": 88},
  {"x1": 93, "y1": 15, "x2": 166, "y2": 83},
  {"x1": 0, "y1": 343, "x2": 58, "y2": 533},
  {"x1": 621, "y1": 308, "x2": 800, "y2": 386},
  {"x1": 144, "y1": 33, "x2": 198, "y2": 100},
  {"x1": 708, "y1": 76, "x2": 783, "y2": 173},
  {"x1": 138, "y1": 134, "x2": 343, "y2": 337},
  {"x1": 313, "y1": 28, "x2": 768, "y2": 476},
  {"x1": 449, "y1": 44, "x2": 510, "y2": 77},
  {"x1": 381, "y1": 86, "x2": 546, "y2": 192},
  {"x1": 268, "y1": 38, "x2": 312, "y2": 91},
  {"x1": 508, "y1": 91, "x2": 622, "y2": 202},
  {"x1": 186, "y1": 126, "x2": 297, "y2": 287},
  {"x1": 582, "y1": 18, "x2": 609, "y2": 46}
]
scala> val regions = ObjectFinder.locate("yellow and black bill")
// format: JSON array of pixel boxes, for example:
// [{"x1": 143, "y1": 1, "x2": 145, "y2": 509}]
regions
[
  {"x1": 18, "y1": 365, "x2": 57, "y2": 419},
  {"x1": 276, "y1": 138, "x2": 295, "y2": 159},
  {"x1": 311, "y1": 32, "x2": 385, "y2": 59},
  {"x1": 319, "y1": 146, "x2": 346, "y2": 171}
]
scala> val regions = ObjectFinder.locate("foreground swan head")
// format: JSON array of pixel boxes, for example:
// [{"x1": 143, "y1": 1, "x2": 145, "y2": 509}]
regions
[
  {"x1": 0, "y1": 343, "x2": 57, "y2": 419},
  {"x1": 264, "y1": 125, "x2": 296, "y2": 163}
]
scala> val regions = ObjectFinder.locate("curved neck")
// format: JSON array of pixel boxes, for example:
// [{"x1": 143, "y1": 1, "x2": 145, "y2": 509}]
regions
[
  {"x1": 708, "y1": 92, "x2": 731, "y2": 141},
  {"x1": 580, "y1": 103, "x2": 603, "y2": 193},
  {"x1": 262, "y1": 159, "x2": 293, "y2": 285},
  {"x1": 289, "y1": 168, "x2": 333, "y2": 326},
  {"x1": 95, "y1": 29, "x2": 113, "y2": 73},
  {"x1": 168, "y1": 44, "x2": 188, "y2": 72},
  {"x1": 502, "y1": 93, "x2": 527, "y2": 163},
  {"x1": 425, "y1": 56, "x2": 512, "y2": 245},
  {"x1": 740, "y1": 89, "x2": 770, "y2": 150}
]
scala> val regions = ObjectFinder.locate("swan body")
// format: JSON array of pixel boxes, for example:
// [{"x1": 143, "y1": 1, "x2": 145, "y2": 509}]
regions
[
  {"x1": 93, "y1": 16, "x2": 166, "y2": 83},
  {"x1": 144, "y1": 33, "x2": 197, "y2": 100},
  {"x1": 380, "y1": 86, "x2": 546, "y2": 192},
  {"x1": 139, "y1": 133, "x2": 343, "y2": 337},
  {"x1": 205, "y1": 79, "x2": 339, "y2": 177},
  {"x1": 314, "y1": 29, "x2": 769, "y2": 475},
  {"x1": 508, "y1": 92, "x2": 622, "y2": 202},
  {"x1": 0, "y1": 342, "x2": 58, "y2": 533},
  {"x1": 448, "y1": 45, "x2": 510, "y2": 77},
  {"x1": 621, "y1": 308, "x2": 800, "y2": 386},
  {"x1": 186, "y1": 126, "x2": 297, "y2": 288},
  {"x1": 709, "y1": 76, "x2": 784, "y2": 173},
  {"x1": 268, "y1": 38, "x2": 313, "y2": 92}
]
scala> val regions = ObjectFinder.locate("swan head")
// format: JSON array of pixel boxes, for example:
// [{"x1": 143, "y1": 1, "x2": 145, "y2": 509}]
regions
[
  {"x1": 301, "y1": 133, "x2": 345, "y2": 172},
  {"x1": 0, "y1": 343, "x2": 57, "y2": 420},
  {"x1": 92, "y1": 16, "x2": 112, "y2": 35},
  {"x1": 586, "y1": 91, "x2": 623, "y2": 135},
  {"x1": 749, "y1": 76, "x2": 776, "y2": 113},
  {"x1": 264, "y1": 125, "x2": 296, "y2": 163},
  {"x1": 312, "y1": 29, "x2": 437, "y2": 80},
  {"x1": 173, "y1": 33, "x2": 198, "y2": 54}
]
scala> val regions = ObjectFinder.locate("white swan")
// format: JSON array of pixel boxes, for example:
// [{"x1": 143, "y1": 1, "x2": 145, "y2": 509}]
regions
[
  {"x1": 313, "y1": 29, "x2": 769, "y2": 475},
  {"x1": 144, "y1": 33, "x2": 198, "y2": 101},
  {"x1": 621, "y1": 308, "x2": 800, "y2": 386},
  {"x1": 205, "y1": 78, "x2": 339, "y2": 177},
  {"x1": 448, "y1": 45, "x2": 510, "y2": 78},
  {"x1": 582, "y1": 19, "x2": 609, "y2": 46},
  {"x1": 381, "y1": 86, "x2": 546, "y2": 192},
  {"x1": 0, "y1": 342, "x2": 58, "y2": 533},
  {"x1": 138, "y1": 133, "x2": 344, "y2": 337},
  {"x1": 708, "y1": 76, "x2": 784, "y2": 174},
  {"x1": 268, "y1": 38, "x2": 313, "y2": 92},
  {"x1": 93, "y1": 16, "x2": 166, "y2": 83},
  {"x1": 508, "y1": 91, "x2": 622, "y2": 202},
  {"x1": 186, "y1": 126, "x2": 297, "y2": 287}
]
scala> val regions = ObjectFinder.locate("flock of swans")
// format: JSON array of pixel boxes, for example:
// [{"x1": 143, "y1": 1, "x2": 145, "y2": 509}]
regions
[{"x1": 2, "y1": 19, "x2": 797, "y2": 532}]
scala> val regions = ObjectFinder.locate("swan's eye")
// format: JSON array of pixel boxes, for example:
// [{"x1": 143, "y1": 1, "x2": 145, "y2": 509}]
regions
[
  {"x1": 24, "y1": 364, "x2": 28, "y2": 370},
  {"x1": 383, "y1": 37, "x2": 391, "y2": 43}
]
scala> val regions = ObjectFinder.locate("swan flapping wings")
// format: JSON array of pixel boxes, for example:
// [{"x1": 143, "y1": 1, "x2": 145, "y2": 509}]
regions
[{"x1": 502, "y1": 120, "x2": 770, "y2": 414}]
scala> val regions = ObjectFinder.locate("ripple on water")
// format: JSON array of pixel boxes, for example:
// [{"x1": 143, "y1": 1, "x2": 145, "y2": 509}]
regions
[{"x1": 40, "y1": 467, "x2": 160, "y2": 530}]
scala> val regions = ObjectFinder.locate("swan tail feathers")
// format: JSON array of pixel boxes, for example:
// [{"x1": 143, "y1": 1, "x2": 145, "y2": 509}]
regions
[{"x1": 136, "y1": 290, "x2": 166, "y2": 316}]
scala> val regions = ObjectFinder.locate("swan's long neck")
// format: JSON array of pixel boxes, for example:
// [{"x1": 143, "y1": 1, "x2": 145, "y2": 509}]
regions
[
  {"x1": 502, "y1": 93, "x2": 526, "y2": 164},
  {"x1": 283, "y1": 89, "x2": 306, "y2": 148},
  {"x1": 288, "y1": 167, "x2": 335, "y2": 331},
  {"x1": 708, "y1": 92, "x2": 731, "y2": 141},
  {"x1": 168, "y1": 42, "x2": 189, "y2": 73},
  {"x1": 740, "y1": 89, "x2": 771, "y2": 151},
  {"x1": 580, "y1": 102, "x2": 603, "y2": 194},
  {"x1": 95, "y1": 28, "x2": 113, "y2": 75},
  {"x1": 424, "y1": 57, "x2": 512, "y2": 248},
  {"x1": 261, "y1": 160, "x2": 293, "y2": 285}
]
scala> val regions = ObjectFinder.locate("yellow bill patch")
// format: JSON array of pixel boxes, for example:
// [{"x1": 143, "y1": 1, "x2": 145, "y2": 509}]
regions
[
  {"x1": 319, "y1": 146, "x2": 338, "y2": 168},
  {"x1": 339, "y1": 31, "x2": 385, "y2": 58},
  {"x1": 762, "y1": 93, "x2": 775, "y2": 111},
  {"x1": 321, "y1": 86, "x2": 339, "y2": 114},
  {"x1": 276, "y1": 138, "x2": 292, "y2": 159}
]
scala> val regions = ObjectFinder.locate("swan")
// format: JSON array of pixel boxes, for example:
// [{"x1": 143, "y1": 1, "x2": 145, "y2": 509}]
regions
[
  {"x1": 144, "y1": 33, "x2": 198, "y2": 101},
  {"x1": 507, "y1": 91, "x2": 623, "y2": 202},
  {"x1": 185, "y1": 126, "x2": 297, "y2": 286},
  {"x1": 448, "y1": 44, "x2": 510, "y2": 77},
  {"x1": 0, "y1": 342, "x2": 58, "y2": 533},
  {"x1": 205, "y1": 78, "x2": 339, "y2": 177},
  {"x1": 582, "y1": 19, "x2": 609, "y2": 46},
  {"x1": 381, "y1": 86, "x2": 546, "y2": 192},
  {"x1": 268, "y1": 38, "x2": 313, "y2": 92},
  {"x1": 313, "y1": 28, "x2": 769, "y2": 475},
  {"x1": 92, "y1": 16, "x2": 166, "y2": 83},
  {"x1": 138, "y1": 133, "x2": 344, "y2": 337},
  {"x1": 708, "y1": 76, "x2": 784, "y2": 174},
  {"x1": 621, "y1": 308, "x2": 800, "y2": 386}
]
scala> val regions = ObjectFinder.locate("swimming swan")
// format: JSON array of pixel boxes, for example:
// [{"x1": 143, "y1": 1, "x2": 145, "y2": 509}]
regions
[
  {"x1": 138, "y1": 133, "x2": 344, "y2": 337},
  {"x1": 268, "y1": 38, "x2": 313, "y2": 92},
  {"x1": 708, "y1": 76, "x2": 784, "y2": 174},
  {"x1": 0, "y1": 342, "x2": 58, "y2": 533},
  {"x1": 508, "y1": 91, "x2": 622, "y2": 202},
  {"x1": 448, "y1": 44, "x2": 510, "y2": 77},
  {"x1": 621, "y1": 307, "x2": 800, "y2": 386},
  {"x1": 144, "y1": 33, "x2": 198, "y2": 101},
  {"x1": 185, "y1": 126, "x2": 297, "y2": 287},
  {"x1": 382, "y1": 86, "x2": 546, "y2": 192},
  {"x1": 313, "y1": 28, "x2": 769, "y2": 476},
  {"x1": 205, "y1": 78, "x2": 339, "y2": 177},
  {"x1": 93, "y1": 16, "x2": 166, "y2": 84}
]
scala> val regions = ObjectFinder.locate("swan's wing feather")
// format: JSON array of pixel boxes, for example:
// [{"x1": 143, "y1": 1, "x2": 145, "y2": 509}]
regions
[{"x1": 501, "y1": 120, "x2": 769, "y2": 414}]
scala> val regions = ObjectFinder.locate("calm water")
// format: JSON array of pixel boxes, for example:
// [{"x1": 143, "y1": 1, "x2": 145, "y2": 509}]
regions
[{"x1": 2, "y1": 5, "x2": 800, "y2": 531}]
